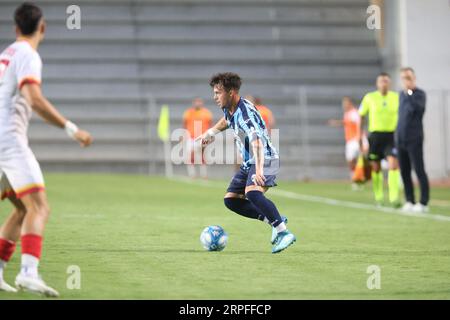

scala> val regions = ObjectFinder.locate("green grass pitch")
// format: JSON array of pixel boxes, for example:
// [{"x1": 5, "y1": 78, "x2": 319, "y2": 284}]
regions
[{"x1": 1, "y1": 173, "x2": 449, "y2": 299}]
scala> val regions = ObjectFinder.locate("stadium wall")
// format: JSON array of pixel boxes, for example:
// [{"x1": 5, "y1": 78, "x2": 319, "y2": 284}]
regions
[{"x1": 382, "y1": 0, "x2": 450, "y2": 180}]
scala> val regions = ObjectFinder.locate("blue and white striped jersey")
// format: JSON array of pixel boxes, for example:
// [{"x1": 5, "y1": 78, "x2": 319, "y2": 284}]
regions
[{"x1": 223, "y1": 98, "x2": 279, "y2": 169}]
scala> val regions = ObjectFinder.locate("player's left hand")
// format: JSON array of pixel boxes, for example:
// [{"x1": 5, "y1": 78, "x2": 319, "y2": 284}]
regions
[
  {"x1": 254, "y1": 171, "x2": 266, "y2": 186},
  {"x1": 74, "y1": 130, "x2": 93, "y2": 147},
  {"x1": 358, "y1": 137, "x2": 364, "y2": 152}
]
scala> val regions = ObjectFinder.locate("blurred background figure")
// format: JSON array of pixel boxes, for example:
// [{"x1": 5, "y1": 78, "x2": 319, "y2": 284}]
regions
[
  {"x1": 254, "y1": 97, "x2": 275, "y2": 133},
  {"x1": 328, "y1": 97, "x2": 369, "y2": 189},
  {"x1": 245, "y1": 95, "x2": 275, "y2": 133},
  {"x1": 359, "y1": 73, "x2": 401, "y2": 207},
  {"x1": 397, "y1": 67, "x2": 430, "y2": 213},
  {"x1": 182, "y1": 98, "x2": 212, "y2": 179}
]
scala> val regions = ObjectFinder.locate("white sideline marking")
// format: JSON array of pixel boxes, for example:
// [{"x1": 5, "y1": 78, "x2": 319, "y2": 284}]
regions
[
  {"x1": 431, "y1": 199, "x2": 450, "y2": 208},
  {"x1": 271, "y1": 189, "x2": 450, "y2": 223},
  {"x1": 171, "y1": 176, "x2": 450, "y2": 223}
]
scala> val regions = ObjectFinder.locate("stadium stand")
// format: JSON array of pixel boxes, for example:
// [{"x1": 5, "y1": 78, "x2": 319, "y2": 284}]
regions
[{"x1": 0, "y1": 0, "x2": 381, "y2": 179}]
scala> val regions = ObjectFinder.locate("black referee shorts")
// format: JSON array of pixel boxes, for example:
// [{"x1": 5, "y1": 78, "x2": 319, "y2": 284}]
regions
[{"x1": 368, "y1": 132, "x2": 397, "y2": 161}]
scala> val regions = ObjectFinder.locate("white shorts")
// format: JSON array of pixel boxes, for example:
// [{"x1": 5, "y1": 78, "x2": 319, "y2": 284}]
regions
[
  {"x1": 0, "y1": 144, "x2": 45, "y2": 200},
  {"x1": 185, "y1": 138, "x2": 205, "y2": 164},
  {"x1": 345, "y1": 139, "x2": 360, "y2": 162}
]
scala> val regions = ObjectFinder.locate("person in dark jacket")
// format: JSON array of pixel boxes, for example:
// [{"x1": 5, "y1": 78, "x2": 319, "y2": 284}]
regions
[{"x1": 397, "y1": 67, "x2": 430, "y2": 213}]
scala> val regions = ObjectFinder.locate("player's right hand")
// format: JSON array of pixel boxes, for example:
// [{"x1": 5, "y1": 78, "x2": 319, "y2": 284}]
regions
[
  {"x1": 253, "y1": 171, "x2": 266, "y2": 186},
  {"x1": 195, "y1": 132, "x2": 214, "y2": 146},
  {"x1": 74, "y1": 130, "x2": 93, "y2": 147}
]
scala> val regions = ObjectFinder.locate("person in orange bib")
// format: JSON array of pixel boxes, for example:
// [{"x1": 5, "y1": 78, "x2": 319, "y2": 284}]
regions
[
  {"x1": 182, "y1": 98, "x2": 213, "y2": 179},
  {"x1": 328, "y1": 97, "x2": 369, "y2": 187},
  {"x1": 253, "y1": 97, "x2": 275, "y2": 133}
]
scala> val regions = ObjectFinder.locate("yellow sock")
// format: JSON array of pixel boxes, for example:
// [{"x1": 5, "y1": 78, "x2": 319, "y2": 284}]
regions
[
  {"x1": 388, "y1": 169, "x2": 400, "y2": 204},
  {"x1": 371, "y1": 171, "x2": 384, "y2": 203}
]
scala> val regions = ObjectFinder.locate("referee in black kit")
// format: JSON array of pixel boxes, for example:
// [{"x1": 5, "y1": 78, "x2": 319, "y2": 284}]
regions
[{"x1": 397, "y1": 67, "x2": 430, "y2": 213}]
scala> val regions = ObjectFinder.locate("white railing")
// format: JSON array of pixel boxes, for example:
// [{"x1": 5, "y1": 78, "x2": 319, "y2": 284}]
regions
[
  {"x1": 424, "y1": 90, "x2": 450, "y2": 179},
  {"x1": 146, "y1": 94, "x2": 158, "y2": 176},
  {"x1": 298, "y1": 86, "x2": 312, "y2": 180}
]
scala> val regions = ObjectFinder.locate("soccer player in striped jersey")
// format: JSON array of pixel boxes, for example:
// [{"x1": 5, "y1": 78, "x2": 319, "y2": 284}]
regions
[
  {"x1": 197, "y1": 73, "x2": 296, "y2": 253},
  {"x1": 0, "y1": 3, "x2": 92, "y2": 296}
]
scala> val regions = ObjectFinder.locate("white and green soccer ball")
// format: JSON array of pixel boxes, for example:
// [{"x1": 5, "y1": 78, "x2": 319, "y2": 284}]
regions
[{"x1": 200, "y1": 225, "x2": 228, "y2": 251}]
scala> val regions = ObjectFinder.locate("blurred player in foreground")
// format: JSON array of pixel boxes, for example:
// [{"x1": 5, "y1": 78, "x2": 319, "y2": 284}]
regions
[
  {"x1": 182, "y1": 98, "x2": 213, "y2": 179},
  {"x1": 197, "y1": 73, "x2": 296, "y2": 254},
  {"x1": 0, "y1": 3, "x2": 92, "y2": 296},
  {"x1": 328, "y1": 96, "x2": 369, "y2": 188},
  {"x1": 359, "y1": 73, "x2": 401, "y2": 207}
]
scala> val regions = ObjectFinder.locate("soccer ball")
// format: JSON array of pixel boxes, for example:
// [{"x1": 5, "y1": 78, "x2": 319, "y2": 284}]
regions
[{"x1": 200, "y1": 225, "x2": 228, "y2": 251}]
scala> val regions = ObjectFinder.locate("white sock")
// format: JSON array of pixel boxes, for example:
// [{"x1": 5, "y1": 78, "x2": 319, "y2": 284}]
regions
[
  {"x1": 20, "y1": 254, "x2": 39, "y2": 277},
  {"x1": 187, "y1": 165, "x2": 196, "y2": 178},
  {"x1": 199, "y1": 165, "x2": 208, "y2": 179},
  {"x1": 0, "y1": 259, "x2": 6, "y2": 280},
  {"x1": 276, "y1": 222, "x2": 287, "y2": 233}
]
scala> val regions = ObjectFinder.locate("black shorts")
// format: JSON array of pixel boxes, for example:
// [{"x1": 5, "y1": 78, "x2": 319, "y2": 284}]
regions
[
  {"x1": 226, "y1": 159, "x2": 279, "y2": 195},
  {"x1": 368, "y1": 132, "x2": 397, "y2": 161}
]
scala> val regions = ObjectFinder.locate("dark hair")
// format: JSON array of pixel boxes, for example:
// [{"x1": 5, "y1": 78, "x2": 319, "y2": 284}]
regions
[
  {"x1": 400, "y1": 67, "x2": 415, "y2": 74},
  {"x1": 209, "y1": 72, "x2": 242, "y2": 92},
  {"x1": 14, "y1": 2, "x2": 43, "y2": 36},
  {"x1": 377, "y1": 72, "x2": 391, "y2": 78},
  {"x1": 342, "y1": 96, "x2": 353, "y2": 103}
]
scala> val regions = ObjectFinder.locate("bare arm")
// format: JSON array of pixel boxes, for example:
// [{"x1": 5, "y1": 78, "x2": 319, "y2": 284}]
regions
[
  {"x1": 21, "y1": 83, "x2": 93, "y2": 147},
  {"x1": 196, "y1": 116, "x2": 228, "y2": 145},
  {"x1": 21, "y1": 83, "x2": 67, "y2": 128},
  {"x1": 359, "y1": 115, "x2": 365, "y2": 148},
  {"x1": 210, "y1": 117, "x2": 228, "y2": 133},
  {"x1": 251, "y1": 138, "x2": 266, "y2": 186}
]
